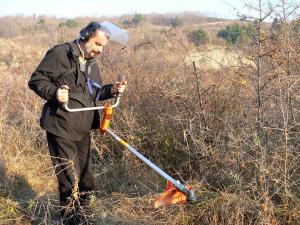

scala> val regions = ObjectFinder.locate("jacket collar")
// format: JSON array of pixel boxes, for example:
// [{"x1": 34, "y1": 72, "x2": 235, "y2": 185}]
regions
[
  {"x1": 68, "y1": 39, "x2": 96, "y2": 64},
  {"x1": 68, "y1": 39, "x2": 80, "y2": 62}
]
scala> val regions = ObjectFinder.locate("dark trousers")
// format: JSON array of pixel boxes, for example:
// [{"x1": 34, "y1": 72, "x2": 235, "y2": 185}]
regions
[{"x1": 46, "y1": 132, "x2": 95, "y2": 209}]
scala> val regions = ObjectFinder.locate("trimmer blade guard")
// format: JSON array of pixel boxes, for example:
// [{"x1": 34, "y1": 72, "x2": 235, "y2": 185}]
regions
[{"x1": 154, "y1": 181, "x2": 196, "y2": 208}]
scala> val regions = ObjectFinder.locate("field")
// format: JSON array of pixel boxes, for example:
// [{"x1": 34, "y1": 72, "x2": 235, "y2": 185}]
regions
[{"x1": 0, "y1": 11, "x2": 299, "y2": 225}]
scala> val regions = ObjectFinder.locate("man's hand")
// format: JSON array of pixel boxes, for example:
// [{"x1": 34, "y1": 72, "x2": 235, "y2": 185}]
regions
[
  {"x1": 56, "y1": 85, "x2": 69, "y2": 103},
  {"x1": 113, "y1": 81, "x2": 127, "y2": 95}
]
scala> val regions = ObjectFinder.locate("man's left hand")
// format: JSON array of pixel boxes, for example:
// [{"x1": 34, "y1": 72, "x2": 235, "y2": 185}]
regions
[{"x1": 113, "y1": 81, "x2": 127, "y2": 95}]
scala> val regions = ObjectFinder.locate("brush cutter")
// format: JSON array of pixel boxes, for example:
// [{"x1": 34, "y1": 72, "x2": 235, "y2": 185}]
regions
[{"x1": 62, "y1": 75, "x2": 197, "y2": 207}]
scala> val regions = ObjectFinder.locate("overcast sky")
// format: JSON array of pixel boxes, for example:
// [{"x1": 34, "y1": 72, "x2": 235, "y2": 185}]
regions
[
  {"x1": 0, "y1": 0, "x2": 247, "y2": 19},
  {"x1": 0, "y1": 0, "x2": 297, "y2": 19}
]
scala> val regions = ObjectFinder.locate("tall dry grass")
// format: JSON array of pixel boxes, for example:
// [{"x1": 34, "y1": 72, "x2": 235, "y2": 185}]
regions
[{"x1": 0, "y1": 10, "x2": 299, "y2": 225}]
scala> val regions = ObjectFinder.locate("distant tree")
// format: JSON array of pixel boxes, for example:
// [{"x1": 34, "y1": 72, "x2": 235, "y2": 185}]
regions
[
  {"x1": 122, "y1": 13, "x2": 144, "y2": 27},
  {"x1": 217, "y1": 23, "x2": 249, "y2": 46},
  {"x1": 270, "y1": 17, "x2": 281, "y2": 39},
  {"x1": 132, "y1": 13, "x2": 144, "y2": 25},
  {"x1": 58, "y1": 19, "x2": 79, "y2": 28},
  {"x1": 293, "y1": 20, "x2": 300, "y2": 33},
  {"x1": 188, "y1": 28, "x2": 209, "y2": 46},
  {"x1": 239, "y1": 14, "x2": 247, "y2": 21},
  {"x1": 58, "y1": 22, "x2": 64, "y2": 28},
  {"x1": 171, "y1": 16, "x2": 183, "y2": 28},
  {"x1": 122, "y1": 19, "x2": 132, "y2": 27},
  {"x1": 36, "y1": 17, "x2": 46, "y2": 29},
  {"x1": 65, "y1": 19, "x2": 79, "y2": 28},
  {"x1": 271, "y1": 18, "x2": 281, "y2": 31}
]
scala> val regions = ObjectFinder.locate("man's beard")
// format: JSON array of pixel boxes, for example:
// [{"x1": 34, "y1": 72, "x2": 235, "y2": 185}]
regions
[{"x1": 84, "y1": 47, "x2": 99, "y2": 59}]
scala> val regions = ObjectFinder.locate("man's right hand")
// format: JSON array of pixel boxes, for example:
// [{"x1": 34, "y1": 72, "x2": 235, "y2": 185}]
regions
[{"x1": 56, "y1": 85, "x2": 69, "y2": 103}]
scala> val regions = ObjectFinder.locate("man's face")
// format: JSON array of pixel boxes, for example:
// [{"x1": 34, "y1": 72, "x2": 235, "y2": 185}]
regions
[{"x1": 83, "y1": 30, "x2": 108, "y2": 59}]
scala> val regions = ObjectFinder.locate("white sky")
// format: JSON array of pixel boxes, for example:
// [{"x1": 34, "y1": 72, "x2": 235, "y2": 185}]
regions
[
  {"x1": 0, "y1": 0, "x2": 247, "y2": 18},
  {"x1": 0, "y1": 0, "x2": 298, "y2": 19}
]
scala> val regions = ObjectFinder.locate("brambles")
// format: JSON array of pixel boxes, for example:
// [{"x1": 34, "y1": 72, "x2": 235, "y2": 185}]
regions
[{"x1": 0, "y1": 6, "x2": 299, "y2": 224}]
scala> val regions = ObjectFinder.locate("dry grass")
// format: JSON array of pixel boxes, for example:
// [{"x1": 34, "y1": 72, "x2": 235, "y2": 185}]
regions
[
  {"x1": 186, "y1": 46, "x2": 255, "y2": 70},
  {"x1": 0, "y1": 13, "x2": 299, "y2": 225}
]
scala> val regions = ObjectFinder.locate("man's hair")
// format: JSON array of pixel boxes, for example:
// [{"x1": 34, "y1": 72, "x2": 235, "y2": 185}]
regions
[{"x1": 79, "y1": 21, "x2": 110, "y2": 42}]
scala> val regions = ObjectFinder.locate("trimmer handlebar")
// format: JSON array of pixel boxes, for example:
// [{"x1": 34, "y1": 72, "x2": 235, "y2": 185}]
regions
[
  {"x1": 62, "y1": 96, "x2": 120, "y2": 112},
  {"x1": 62, "y1": 75, "x2": 125, "y2": 112}
]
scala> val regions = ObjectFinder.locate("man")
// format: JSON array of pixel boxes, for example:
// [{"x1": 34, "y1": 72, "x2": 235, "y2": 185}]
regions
[{"x1": 28, "y1": 21, "x2": 127, "y2": 223}]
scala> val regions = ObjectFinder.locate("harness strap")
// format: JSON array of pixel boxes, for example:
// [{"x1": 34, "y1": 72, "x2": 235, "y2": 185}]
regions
[{"x1": 87, "y1": 78, "x2": 102, "y2": 101}]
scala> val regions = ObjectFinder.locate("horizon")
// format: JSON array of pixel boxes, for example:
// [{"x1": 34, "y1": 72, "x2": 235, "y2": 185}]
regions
[{"x1": 0, "y1": 0, "x2": 272, "y2": 20}]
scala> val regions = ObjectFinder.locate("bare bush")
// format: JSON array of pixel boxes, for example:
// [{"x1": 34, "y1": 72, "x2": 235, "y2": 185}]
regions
[{"x1": 0, "y1": 5, "x2": 299, "y2": 224}]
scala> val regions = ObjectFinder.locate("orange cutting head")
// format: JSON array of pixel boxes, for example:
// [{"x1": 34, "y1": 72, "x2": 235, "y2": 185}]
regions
[
  {"x1": 99, "y1": 104, "x2": 113, "y2": 135},
  {"x1": 154, "y1": 181, "x2": 194, "y2": 208}
]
